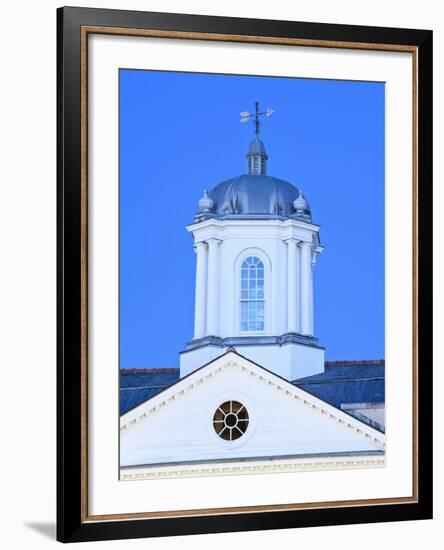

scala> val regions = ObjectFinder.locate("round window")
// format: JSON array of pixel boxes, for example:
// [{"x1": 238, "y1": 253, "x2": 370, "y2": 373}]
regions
[{"x1": 213, "y1": 400, "x2": 249, "y2": 441}]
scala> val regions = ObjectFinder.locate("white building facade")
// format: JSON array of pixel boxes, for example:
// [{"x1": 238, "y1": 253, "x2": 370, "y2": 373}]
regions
[{"x1": 120, "y1": 122, "x2": 385, "y2": 478}]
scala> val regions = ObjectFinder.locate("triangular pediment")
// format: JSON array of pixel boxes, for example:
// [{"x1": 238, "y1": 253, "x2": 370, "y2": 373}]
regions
[{"x1": 120, "y1": 350, "x2": 385, "y2": 453}]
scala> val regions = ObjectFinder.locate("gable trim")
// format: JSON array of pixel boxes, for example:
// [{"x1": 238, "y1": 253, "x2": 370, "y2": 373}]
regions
[{"x1": 120, "y1": 352, "x2": 385, "y2": 448}]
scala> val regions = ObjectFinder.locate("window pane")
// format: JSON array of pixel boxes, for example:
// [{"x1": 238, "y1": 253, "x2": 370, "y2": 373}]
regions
[
  {"x1": 256, "y1": 304, "x2": 263, "y2": 324},
  {"x1": 240, "y1": 256, "x2": 265, "y2": 332}
]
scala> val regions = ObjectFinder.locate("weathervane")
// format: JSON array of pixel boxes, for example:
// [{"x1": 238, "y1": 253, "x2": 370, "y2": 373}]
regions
[{"x1": 240, "y1": 101, "x2": 274, "y2": 136}]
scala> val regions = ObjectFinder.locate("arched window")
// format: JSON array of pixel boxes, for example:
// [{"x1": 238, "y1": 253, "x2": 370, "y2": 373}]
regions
[{"x1": 240, "y1": 256, "x2": 265, "y2": 332}]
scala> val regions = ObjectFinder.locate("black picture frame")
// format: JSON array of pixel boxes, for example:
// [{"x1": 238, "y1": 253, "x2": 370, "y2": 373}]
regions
[{"x1": 57, "y1": 6, "x2": 433, "y2": 543}]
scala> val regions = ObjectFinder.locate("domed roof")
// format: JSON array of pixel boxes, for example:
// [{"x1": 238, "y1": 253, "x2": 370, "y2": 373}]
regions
[
  {"x1": 194, "y1": 131, "x2": 312, "y2": 222},
  {"x1": 196, "y1": 174, "x2": 311, "y2": 220}
]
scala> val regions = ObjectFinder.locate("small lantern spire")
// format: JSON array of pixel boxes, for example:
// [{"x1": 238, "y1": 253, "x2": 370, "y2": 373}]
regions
[
  {"x1": 246, "y1": 137, "x2": 268, "y2": 175},
  {"x1": 240, "y1": 102, "x2": 274, "y2": 175}
]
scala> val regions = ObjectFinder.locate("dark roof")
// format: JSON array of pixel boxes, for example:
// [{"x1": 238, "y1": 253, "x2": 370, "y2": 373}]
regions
[
  {"x1": 120, "y1": 361, "x2": 385, "y2": 417},
  {"x1": 120, "y1": 370, "x2": 180, "y2": 415},
  {"x1": 293, "y1": 362, "x2": 385, "y2": 409}
]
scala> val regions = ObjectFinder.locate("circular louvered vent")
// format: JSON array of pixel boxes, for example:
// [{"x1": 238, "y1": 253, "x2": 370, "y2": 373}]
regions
[{"x1": 212, "y1": 400, "x2": 249, "y2": 441}]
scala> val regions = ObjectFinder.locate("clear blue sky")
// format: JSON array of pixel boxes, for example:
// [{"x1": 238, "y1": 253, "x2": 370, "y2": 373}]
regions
[{"x1": 120, "y1": 69, "x2": 385, "y2": 368}]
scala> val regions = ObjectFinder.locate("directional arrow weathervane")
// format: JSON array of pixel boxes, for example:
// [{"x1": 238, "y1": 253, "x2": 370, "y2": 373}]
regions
[{"x1": 240, "y1": 101, "x2": 274, "y2": 136}]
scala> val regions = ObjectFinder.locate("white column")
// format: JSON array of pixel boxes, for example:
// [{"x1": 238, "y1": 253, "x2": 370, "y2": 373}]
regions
[
  {"x1": 206, "y1": 238, "x2": 221, "y2": 336},
  {"x1": 300, "y1": 241, "x2": 313, "y2": 336},
  {"x1": 310, "y1": 253, "x2": 315, "y2": 335},
  {"x1": 193, "y1": 241, "x2": 208, "y2": 339},
  {"x1": 286, "y1": 238, "x2": 300, "y2": 333}
]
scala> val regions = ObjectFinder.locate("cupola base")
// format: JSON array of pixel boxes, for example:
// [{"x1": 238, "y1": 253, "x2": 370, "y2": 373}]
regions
[{"x1": 180, "y1": 335, "x2": 325, "y2": 381}]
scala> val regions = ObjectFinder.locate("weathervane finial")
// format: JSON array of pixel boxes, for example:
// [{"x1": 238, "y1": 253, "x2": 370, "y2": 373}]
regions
[{"x1": 240, "y1": 102, "x2": 274, "y2": 136}]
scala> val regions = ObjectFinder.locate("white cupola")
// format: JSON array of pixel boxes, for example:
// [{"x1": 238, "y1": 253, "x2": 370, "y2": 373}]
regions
[{"x1": 180, "y1": 104, "x2": 324, "y2": 381}]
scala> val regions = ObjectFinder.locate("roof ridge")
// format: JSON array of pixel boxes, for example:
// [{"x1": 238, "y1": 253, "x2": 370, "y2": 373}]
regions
[
  {"x1": 120, "y1": 368, "x2": 179, "y2": 374},
  {"x1": 325, "y1": 360, "x2": 385, "y2": 367},
  {"x1": 296, "y1": 376, "x2": 385, "y2": 385}
]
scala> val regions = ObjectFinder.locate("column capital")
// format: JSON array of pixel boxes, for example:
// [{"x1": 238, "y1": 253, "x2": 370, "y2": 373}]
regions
[
  {"x1": 284, "y1": 237, "x2": 300, "y2": 245},
  {"x1": 299, "y1": 240, "x2": 313, "y2": 249},
  {"x1": 193, "y1": 241, "x2": 207, "y2": 253},
  {"x1": 206, "y1": 237, "x2": 222, "y2": 246}
]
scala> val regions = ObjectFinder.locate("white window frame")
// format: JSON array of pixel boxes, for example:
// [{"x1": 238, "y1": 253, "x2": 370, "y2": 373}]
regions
[
  {"x1": 234, "y1": 248, "x2": 272, "y2": 336},
  {"x1": 240, "y1": 256, "x2": 265, "y2": 333}
]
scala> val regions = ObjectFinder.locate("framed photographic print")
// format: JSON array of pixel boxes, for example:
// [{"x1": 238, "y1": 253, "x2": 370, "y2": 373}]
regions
[{"x1": 57, "y1": 6, "x2": 433, "y2": 543}]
